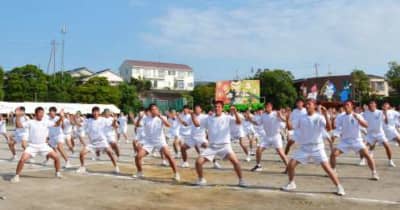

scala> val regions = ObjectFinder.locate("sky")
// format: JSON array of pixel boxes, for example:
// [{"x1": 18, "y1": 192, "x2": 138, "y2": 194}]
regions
[{"x1": 1, "y1": 0, "x2": 399, "y2": 81}]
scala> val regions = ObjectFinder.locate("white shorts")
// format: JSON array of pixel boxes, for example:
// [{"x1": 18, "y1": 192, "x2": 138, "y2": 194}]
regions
[
  {"x1": 118, "y1": 126, "x2": 127, "y2": 134},
  {"x1": 384, "y1": 127, "x2": 400, "y2": 141},
  {"x1": 292, "y1": 144, "x2": 328, "y2": 165},
  {"x1": 74, "y1": 130, "x2": 85, "y2": 138},
  {"x1": 86, "y1": 139, "x2": 110, "y2": 152},
  {"x1": 64, "y1": 133, "x2": 72, "y2": 140},
  {"x1": 49, "y1": 135, "x2": 65, "y2": 148},
  {"x1": 288, "y1": 130, "x2": 295, "y2": 140},
  {"x1": 365, "y1": 132, "x2": 388, "y2": 145},
  {"x1": 337, "y1": 138, "x2": 366, "y2": 154},
  {"x1": 180, "y1": 135, "x2": 191, "y2": 144},
  {"x1": 259, "y1": 135, "x2": 283, "y2": 149},
  {"x1": 106, "y1": 135, "x2": 116, "y2": 143},
  {"x1": 25, "y1": 143, "x2": 53, "y2": 157},
  {"x1": 142, "y1": 141, "x2": 167, "y2": 154},
  {"x1": 185, "y1": 137, "x2": 207, "y2": 148},
  {"x1": 14, "y1": 134, "x2": 28, "y2": 143},
  {"x1": 322, "y1": 130, "x2": 332, "y2": 140},
  {"x1": 201, "y1": 144, "x2": 234, "y2": 161},
  {"x1": 231, "y1": 128, "x2": 245, "y2": 141}
]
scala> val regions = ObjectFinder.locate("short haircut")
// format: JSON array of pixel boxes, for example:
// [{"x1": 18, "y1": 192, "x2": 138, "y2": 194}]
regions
[
  {"x1": 306, "y1": 98, "x2": 317, "y2": 105},
  {"x1": 183, "y1": 105, "x2": 190, "y2": 109},
  {"x1": 344, "y1": 100, "x2": 355, "y2": 106},
  {"x1": 35, "y1": 107, "x2": 44, "y2": 114},
  {"x1": 369, "y1": 99, "x2": 377, "y2": 104},
  {"x1": 296, "y1": 98, "x2": 304, "y2": 103},
  {"x1": 194, "y1": 104, "x2": 202, "y2": 109},
  {"x1": 49, "y1": 106, "x2": 57, "y2": 112},
  {"x1": 92, "y1": 106, "x2": 100, "y2": 113},
  {"x1": 20, "y1": 106, "x2": 26, "y2": 112},
  {"x1": 148, "y1": 103, "x2": 157, "y2": 110},
  {"x1": 214, "y1": 100, "x2": 224, "y2": 106}
]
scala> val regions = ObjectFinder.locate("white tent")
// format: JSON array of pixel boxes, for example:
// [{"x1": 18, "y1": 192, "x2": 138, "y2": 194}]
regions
[{"x1": 0, "y1": 101, "x2": 120, "y2": 114}]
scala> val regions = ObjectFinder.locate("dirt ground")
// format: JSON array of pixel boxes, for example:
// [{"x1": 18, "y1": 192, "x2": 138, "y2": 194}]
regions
[{"x1": 1, "y1": 125, "x2": 400, "y2": 210}]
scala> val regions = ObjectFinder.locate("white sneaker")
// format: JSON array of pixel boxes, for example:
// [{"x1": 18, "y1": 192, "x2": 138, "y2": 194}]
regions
[
  {"x1": 281, "y1": 182, "x2": 297, "y2": 191},
  {"x1": 64, "y1": 161, "x2": 71, "y2": 169},
  {"x1": 213, "y1": 162, "x2": 222, "y2": 169},
  {"x1": 56, "y1": 172, "x2": 63, "y2": 179},
  {"x1": 91, "y1": 157, "x2": 96, "y2": 161},
  {"x1": 76, "y1": 166, "x2": 87, "y2": 174},
  {"x1": 389, "y1": 160, "x2": 396, "y2": 167},
  {"x1": 114, "y1": 166, "x2": 120, "y2": 174},
  {"x1": 181, "y1": 162, "x2": 189, "y2": 168},
  {"x1": 42, "y1": 159, "x2": 49, "y2": 166},
  {"x1": 161, "y1": 160, "x2": 168, "y2": 167},
  {"x1": 196, "y1": 178, "x2": 207, "y2": 186},
  {"x1": 371, "y1": 171, "x2": 380, "y2": 181},
  {"x1": 336, "y1": 184, "x2": 346, "y2": 196},
  {"x1": 173, "y1": 173, "x2": 181, "y2": 182},
  {"x1": 133, "y1": 172, "x2": 144, "y2": 179},
  {"x1": 359, "y1": 158, "x2": 366, "y2": 166},
  {"x1": 245, "y1": 155, "x2": 251, "y2": 162},
  {"x1": 238, "y1": 179, "x2": 246, "y2": 187},
  {"x1": 10, "y1": 175, "x2": 20, "y2": 183}
]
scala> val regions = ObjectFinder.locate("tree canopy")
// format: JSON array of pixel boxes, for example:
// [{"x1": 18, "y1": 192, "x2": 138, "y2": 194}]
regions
[{"x1": 386, "y1": 61, "x2": 400, "y2": 94}]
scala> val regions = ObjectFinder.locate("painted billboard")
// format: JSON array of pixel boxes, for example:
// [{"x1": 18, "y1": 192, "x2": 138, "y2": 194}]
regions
[{"x1": 215, "y1": 80, "x2": 260, "y2": 104}]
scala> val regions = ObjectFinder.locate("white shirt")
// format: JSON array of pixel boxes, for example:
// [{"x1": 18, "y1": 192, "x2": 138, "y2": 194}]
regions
[
  {"x1": 104, "y1": 117, "x2": 115, "y2": 137},
  {"x1": 290, "y1": 108, "x2": 307, "y2": 130},
  {"x1": 118, "y1": 116, "x2": 128, "y2": 128},
  {"x1": 143, "y1": 116, "x2": 166, "y2": 144},
  {"x1": 230, "y1": 113, "x2": 244, "y2": 134},
  {"x1": 63, "y1": 118, "x2": 73, "y2": 134},
  {"x1": 336, "y1": 113, "x2": 364, "y2": 140},
  {"x1": 384, "y1": 109, "x2": 400, "y2": 129},
  {"x1": 179, "y1": 113, "x2": 192, "y2": 137},
  {"x1": 15, "y1": 115, "x2": 29, "y2": 136},
  {"x1": 48, "y1": 116, "x2": 63, "y2": 138},
  {"x1": 0, "y1": 119, "x2": 6, "y2": 133},
  {"x1": 22, "y1": 118, "x2": 55, "y2": 144},
  {"x1": 204, "y1": 113, "x2": 236, "y2": 145},
  {"x1": 294, "y1": 113, "x2": 326, "y2": 145},
  {"x1": 86, "y1": 117, "x2": 107, "y2": 142},
  {"x1": 253, "y1": 114, "x2": 266, "y2": 136},
  {"x1": 190, "y1": 113, "x2": 208, "y2": 140},
  {"x1": 261, "y1": 111, "x2": 282, "y2": 137},
  {"x1": 362, "y1": 110, "x2": 384, "y2": 134},
  {"x1": 168, "y1": 117, "x2": 180, "y2": 134}
]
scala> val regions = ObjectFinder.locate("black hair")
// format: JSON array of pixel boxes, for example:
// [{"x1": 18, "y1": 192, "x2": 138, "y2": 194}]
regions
[
  {"x1": 92, "y1": 106, "x2": 100, "y2": 113},
  {"x1": 214, "y1": 100, "x2": 224, "y2": 106},
  {"x1": 35, "y1": 107, "x2": 44, "y2": 114},
  {"x1": 183, "y1": 105, "x2": 190, "y2": 109},
  {"x1": 148, "y1": 103, "x2": 157, "y2": 110},
  {"x1": 20, "y1": 106, "x2": 26, "y2": 112},
  {"x1": 49, "y1": 106, "x2": 57, "y2": 112}
]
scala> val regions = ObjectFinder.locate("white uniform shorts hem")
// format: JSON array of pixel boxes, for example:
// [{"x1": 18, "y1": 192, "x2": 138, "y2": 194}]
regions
[
  {"x1": 259, "y1": 135, "x2": 283, "y2": 149},
  {"x1": 292, "y1": 144, "x2": 328, "y2": 165},
  {"x1": 201, "y1": 144, "x2": 234, "y2": 161},
  {"x1": 185, "y1": 137, "x2": 207, "y2": 148},
  {"x1": 49, "y1": 135, "x2": 65, "y2": 148},
  {"x1": 384, "y1": 127, "x2": 400, "y2": 141},
  {"x1": 366, "y1": 132, "x2": 388, "y2": 145},
  {"x1": 337, "y1": 139, "x2": 366, "y2": 154},
  {"x1": 25, "y1": 143, "x2": 53, "y2": 157},
  {"x1": 142, "y1": 142, "x2": 167, "y2": 154}
]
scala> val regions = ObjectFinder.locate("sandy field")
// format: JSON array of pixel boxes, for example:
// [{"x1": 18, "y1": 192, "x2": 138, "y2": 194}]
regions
[{"x1": 0, "y1": 125, "x2": 399, "y2": 210}]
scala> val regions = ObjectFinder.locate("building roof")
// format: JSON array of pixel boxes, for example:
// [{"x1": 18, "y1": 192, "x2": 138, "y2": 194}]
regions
[
  {"x1": 65, "y1": 67, "x2": 94, "y2": 74},
  {"x1": 82, "y1": 68, "x2": 123, "y2": 82},
  {"x1": 294, "y1": 74, "x2": 385, "y2": 83},
  {"x1": 122, "y1": 60, "x2": 192, "y2": 71}
]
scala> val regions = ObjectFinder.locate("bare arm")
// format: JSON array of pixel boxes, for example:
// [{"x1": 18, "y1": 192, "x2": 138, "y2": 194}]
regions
[
  {"x1": 177, "y1": 114, "x2": 189, "y2": 126},
  {"x1": 159, "y1": 115, "x2": 171, "y2": 127},
  {"x1": 354, "y1": 113, "x2": 368, "y2": 128},
  {"x1": 191, "y1": 113, "x2": 201, "y2": 127}
]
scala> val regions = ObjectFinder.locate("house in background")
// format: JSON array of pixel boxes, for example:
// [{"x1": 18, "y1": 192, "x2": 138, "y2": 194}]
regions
[
  {"x1": 65, "y1": 67, "x2": 123, "y2": 86},
  {"x1": 119, "y1": 60, "x2": 194, "y2": 91}
]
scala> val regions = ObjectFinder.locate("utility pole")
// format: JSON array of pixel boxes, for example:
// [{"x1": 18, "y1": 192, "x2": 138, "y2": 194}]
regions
[{"x1": 60, "y1": 24, "x2": 67, "y2": 77}]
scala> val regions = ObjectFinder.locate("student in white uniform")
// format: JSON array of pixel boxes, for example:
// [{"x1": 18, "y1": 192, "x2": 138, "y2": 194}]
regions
[
  {"x1": 168, "y1": 110, "x2": 182, "y2": 159},
  {"x1": 0, "y1": 114, "x2": 16, "y2": 161},
  {"x1": 281, "y1": 99, "x2": 345, "y2": 196},
  {"x1": 132, "y1": 109, "x2": 147, "y2": 155},
  {"x1": 243, "y1": 109, "x2": 257, "y2": 156},
  {"x1": 103, "y1": 109, "x2": 120, "y2": 159},
  {"x1": 11, "y1": 106, "x2": 29, "y2": 151},
  {"x1": 180, "y1": 105, "x2": 208, "y2": 167},
  {"x1": 382, "y1": 102, "x2": 400, "y2": 145},
  {"x1": 229, "y1": 105, "x2": 251, "y2": 162},
  {"x1": 178, "y1": 106, "x2": 197, "y2": 167},
  {"x1": 76, "y1": 107, "x2": 119, "y2": 174},
  {"x1": 71, "y1": 112, "x2": 86, "y2": 147},
  {"x1": 285, "y1": 99, "x2": 307, "y2": 155},
  {"x1": 11, "y1": 107, "x2": 64, "y2": 183},
  {"x1": 117, "y1": 112, "x2": 129, "y2": 143},
  {"x1": 45, "y1": 107, "x2": 70, "y2": 168},
  {"x1": 194, "y1": 101, "x2": 245, "y2": 187},
  {"x1": 249, "y1": 102, "x2": 289, "y2": 172},
  {"x1": 330, "y1": 100, "x2": 379, "y2": 180},
  {"x1": 133, "y1": 103, "x2": 180, "y2": 181},
  {"x1": 63, "y1": 113, "x2": 75, "y2": 153},
  {"x1": 362, "y1": 100, "x2": 395, "y2": 167}
]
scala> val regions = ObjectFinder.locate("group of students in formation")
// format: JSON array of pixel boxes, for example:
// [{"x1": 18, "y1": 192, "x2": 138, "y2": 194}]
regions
[{"x1": 2, "y1": 98, "x2": 400, "y2": 196}]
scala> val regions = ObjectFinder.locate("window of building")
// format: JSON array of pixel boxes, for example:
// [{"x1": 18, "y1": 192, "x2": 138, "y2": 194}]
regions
[
  {"x1": 168, "y1": 71, "x2": 175, "y2": 76},
  {"x1": 175, "y1": 80, "x2": 184, "y2": 89},
  {"x1": 158, "y1": 70, "x2": 166, "y2": 77}
]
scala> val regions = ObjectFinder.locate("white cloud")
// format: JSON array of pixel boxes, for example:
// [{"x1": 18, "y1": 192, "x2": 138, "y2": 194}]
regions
[{"x1": 143, "y1": 0, "x2": 400, "y2": 78}]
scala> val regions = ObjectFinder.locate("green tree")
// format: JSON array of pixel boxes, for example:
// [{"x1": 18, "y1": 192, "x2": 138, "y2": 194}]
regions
[
  {"x1": 72, "y1": 77, "x2": 120, "y2": 105},
  {"x1": 351, "y1": 69, "x2": 371, "y2": 102},
  {"x1": 252, "y1": 69, "x2": 297, "y2": 108},
  {"x1": 4, "y1": 65, "x2": 48, "y2": 101},
  {"x1": 0, "y1": 67, "x2": 5, "y2": 100},
  {"x1": 385, "y1": 61, "x2": 400, "y2": 94},
  {"x1": 47, "y1": 72, "x2": 76, "y2": 102},
  {"x1": 118, "y1": 82, "x2": 142, "y2": 113},
  {"x1": 191, "y1": 83, "x2": 215, "y2": 111},
  {"x1": 130, "y1": 77, "x2": 151, "y2": 92}
]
